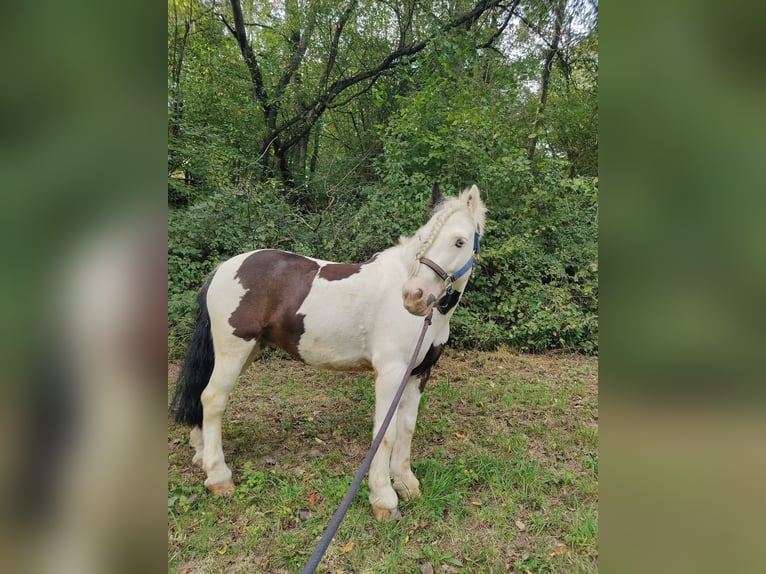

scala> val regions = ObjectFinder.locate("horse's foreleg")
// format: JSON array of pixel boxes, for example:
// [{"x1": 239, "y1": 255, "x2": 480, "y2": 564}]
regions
[
  {"x1": 369, "y1": 366, "x2": 405, "y2": 522},
  {"x1": 391, "y1": 377, "x2": 423, "y2": 501},
  {"x1": 200, "y1": 342, "x2": 256, "y2": 496}
]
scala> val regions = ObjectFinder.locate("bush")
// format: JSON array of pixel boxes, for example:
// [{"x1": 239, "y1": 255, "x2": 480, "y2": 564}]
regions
[{"x1": 168, "y1": 172, "x2": 598, "y2": 356}]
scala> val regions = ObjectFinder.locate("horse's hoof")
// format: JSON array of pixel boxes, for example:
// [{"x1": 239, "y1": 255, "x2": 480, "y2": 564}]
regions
[
  {"x1": 395, "y1": 486, "x2": 421, "y2": 501},
  {"x1": 372, "y1": 506, "x2": 402, "y2": 522},
  {"x1": 207, "y1": 479, "x2": 235, "y2": 497}
]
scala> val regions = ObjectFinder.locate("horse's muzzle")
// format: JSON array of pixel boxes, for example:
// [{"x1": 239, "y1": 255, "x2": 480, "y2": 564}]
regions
[{"x1": 402, "y1": 287, "x2": 438, "y2": 316}]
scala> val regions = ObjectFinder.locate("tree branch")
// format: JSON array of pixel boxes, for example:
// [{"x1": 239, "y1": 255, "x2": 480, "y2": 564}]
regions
[
  {"x1": 327, "y1": 76, "x2": 381, "y2": 110},
  {"x1": 228, "y1": 0, "x2": 271, "y2": 114},
  {"x1": 518, "y1": 12, "x2": 556, "y2": 50},
  {"x1": 275, "y1": 3, "x2": 317, "y2": 100},
  {"x1": 217, "y1": 13, "x2": 237, "y2": 37},
  {"x1": 478, "y1": 0, "x2": 520, "y2": 49},
  {"x1": 318, "y1": 0, "x2": 359, "y2": 93},
  {"x1": 278, "y1": 0, "x2": 507, "y2": 153}
]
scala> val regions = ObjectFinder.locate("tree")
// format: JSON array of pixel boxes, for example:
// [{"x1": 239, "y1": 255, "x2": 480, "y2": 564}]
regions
[
  {"x1": 168, "y1": 0, "x2": 600, "y2": 354},
  {"x1": 522, "y1": 0, "x2": 597, "y2": 167},
  {"x1": 526, "y1": 0, "x2": 564, "y2": 161},
  {"x1": 221, "y1": 0, "x2": 513, "y2": 186}
]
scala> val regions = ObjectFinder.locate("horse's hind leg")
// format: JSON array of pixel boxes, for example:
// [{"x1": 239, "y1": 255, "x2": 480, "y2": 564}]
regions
[
  {"x1": 190, "y1": 342, "x2": 259, "y2": 468},
  {"x1": 190, "y1": 426, "x2": 204, "y2": 467},
  {"x1": 200, "y1": 337, "x2": 258, "y2": 496}
]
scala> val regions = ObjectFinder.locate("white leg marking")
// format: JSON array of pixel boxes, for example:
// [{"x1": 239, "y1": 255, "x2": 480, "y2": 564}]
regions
[
  {"x1": 200, "y1": 341, "x2": 256, "y2": 493},
  {"x1": 391, "y1": 377, "x2": 423, "y2": 500},
  {"x1": 368, "y1": 365, "x2": 407, "y2": 518},
  {"x1": 200, "y1": 259, "x2": 260, "y2": 494},
  {"x1": 190, "y1": 426, "x2": 204, "y2": 467}
]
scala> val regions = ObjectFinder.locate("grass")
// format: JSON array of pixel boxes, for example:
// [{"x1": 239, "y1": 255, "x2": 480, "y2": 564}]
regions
[{"x1": 168, "y1": 348, "x2": 598, "y2": 573}]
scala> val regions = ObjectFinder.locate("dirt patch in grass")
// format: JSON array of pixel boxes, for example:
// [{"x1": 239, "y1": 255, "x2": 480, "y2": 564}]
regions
[{"x1": 168, "y1": 349, "x2": 597, "y2": 573}]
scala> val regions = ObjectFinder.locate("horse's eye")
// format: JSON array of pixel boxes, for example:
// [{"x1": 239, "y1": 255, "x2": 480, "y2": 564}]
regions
[{"x1": 455, "y1": 238, "x2": 466, "y2": 248}]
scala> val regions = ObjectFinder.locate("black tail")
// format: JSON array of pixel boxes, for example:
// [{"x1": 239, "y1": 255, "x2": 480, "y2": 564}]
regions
[{"x1": 170, "y1": 274, "x2": 215, "y2": 427}]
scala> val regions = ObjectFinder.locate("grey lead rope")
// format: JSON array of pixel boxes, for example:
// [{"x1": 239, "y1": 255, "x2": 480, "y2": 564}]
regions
[{"x1": 301, "y1": 310, "x2": 434, "y2": 574}]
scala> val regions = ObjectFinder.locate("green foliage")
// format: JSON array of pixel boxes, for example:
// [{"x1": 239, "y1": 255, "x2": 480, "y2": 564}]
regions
[
  {"x1": 167, "y1": 0, "x2": 599, "y2": 355},
  {"x1": 169, "y1": 172, "x2": 598, "y2": 355},
  {"x1": 463, "y1": 171, "x2": 599, "y2": 354}
]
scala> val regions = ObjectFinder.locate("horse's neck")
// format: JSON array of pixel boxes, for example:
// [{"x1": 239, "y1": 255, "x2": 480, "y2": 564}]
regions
[{"x1": 376, "y1": 238, "x2": 419, "y2": 274}]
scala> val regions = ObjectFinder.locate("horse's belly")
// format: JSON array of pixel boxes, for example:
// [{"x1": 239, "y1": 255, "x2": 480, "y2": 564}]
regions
[
  {"x1": 297, "y1": 332, "x2": 372, "y2": 371},
  {"x1": 296, "y1": 274, "x2": 376, "y2": 371}
]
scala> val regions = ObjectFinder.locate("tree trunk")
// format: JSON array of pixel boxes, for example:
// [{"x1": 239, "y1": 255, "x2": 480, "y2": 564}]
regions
[
  {"x1": 526, "y1": 0, "x2": 565, "y2": 162},
  {"x1": 308, "y1": 122, "x2": 321, "y2": 177},
  {"x1": 293, "y1": 136, "x2": 308, "y2": 181},
  {"x1": 291, "y1": 71, "x2": 309, "y2": 182},
  {"x1": 168, "y1": 3, "x2": 189, "y2": 142}
]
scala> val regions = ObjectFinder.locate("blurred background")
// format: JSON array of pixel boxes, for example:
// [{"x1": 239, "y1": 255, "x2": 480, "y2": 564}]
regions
[
  {"x1": 0, "y1": 2, "x2": 166, "y2": 573},
  {"x1": 601, "y1": 0, "x2": 766, "y2": 572}
]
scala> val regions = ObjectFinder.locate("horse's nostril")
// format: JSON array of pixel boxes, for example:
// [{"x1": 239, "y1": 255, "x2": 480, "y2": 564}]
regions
[{"x1": 415, "y1": 288, "x2": 423, "y2": 299}]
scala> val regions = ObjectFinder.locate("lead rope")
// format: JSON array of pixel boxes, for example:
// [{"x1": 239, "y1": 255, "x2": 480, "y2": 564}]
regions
[{"x1": 301, "y1": 310, "x2": 434, "y2": 574}]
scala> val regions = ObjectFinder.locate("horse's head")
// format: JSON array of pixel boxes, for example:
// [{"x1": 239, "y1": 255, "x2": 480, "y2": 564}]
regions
[{"x1": 402, "y1": 184, "x2": 487, "y2": 316}]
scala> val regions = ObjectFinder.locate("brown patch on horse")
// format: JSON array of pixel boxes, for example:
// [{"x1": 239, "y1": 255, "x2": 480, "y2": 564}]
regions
[
  {"x1": 229, "y1": 250, "x2": 320, "y2": 359},
  {"x1": 318, "y1": 263, "x2": 362, "y2": 281},
  {"x1": 317, "y1": 254, "x2": 378, "y2": 281},
  {"x1": 412, "y1": 343, "x2": 444, "y2": 392}
]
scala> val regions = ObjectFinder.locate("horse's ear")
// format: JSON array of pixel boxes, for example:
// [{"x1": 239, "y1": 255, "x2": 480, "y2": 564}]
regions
[
  {"x1": 430, "y1": 182, "x2": 444, "y2": 212},
  {"x1": 466, "y1": 184, "x2": 480, "y2": 208}
]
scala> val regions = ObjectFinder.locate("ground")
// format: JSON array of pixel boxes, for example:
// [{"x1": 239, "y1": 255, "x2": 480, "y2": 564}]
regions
[{"x1": 168, "y1": 348, "x2": 598, "y2": 573}]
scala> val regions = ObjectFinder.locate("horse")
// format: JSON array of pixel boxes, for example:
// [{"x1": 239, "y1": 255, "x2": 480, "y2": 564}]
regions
[{"x1": 170, "y1": 183, "x2": 487, "y2": 521}]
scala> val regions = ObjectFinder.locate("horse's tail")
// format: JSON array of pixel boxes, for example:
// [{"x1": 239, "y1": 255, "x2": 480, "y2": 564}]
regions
[{"x1": 170, "y1": 273, "x2": 216, "y2": 427}]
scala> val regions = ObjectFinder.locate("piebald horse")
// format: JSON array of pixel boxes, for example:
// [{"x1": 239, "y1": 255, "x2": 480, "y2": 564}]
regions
[{"x1": 171, "y1": 184, "x2": 487, "y2": 521}]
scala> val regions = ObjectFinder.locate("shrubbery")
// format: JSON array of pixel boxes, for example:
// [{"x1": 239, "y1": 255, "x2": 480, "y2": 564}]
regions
[{"x1": 168, "y1": 167, "x2": 598, "y2": 356}]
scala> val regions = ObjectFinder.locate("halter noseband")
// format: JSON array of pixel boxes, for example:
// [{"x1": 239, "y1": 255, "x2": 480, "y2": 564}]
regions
[{"x1": 418, "y1": 225, "x2": 481, "y2": 310}]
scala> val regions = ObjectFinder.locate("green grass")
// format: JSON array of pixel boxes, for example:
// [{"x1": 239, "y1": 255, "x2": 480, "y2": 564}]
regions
[{"x1": 168, "y1": 349, "x2": 597, "y2": 573}]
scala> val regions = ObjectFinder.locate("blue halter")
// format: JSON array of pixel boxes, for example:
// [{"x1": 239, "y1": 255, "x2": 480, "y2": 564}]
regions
[
  {"x1": 449, "y1": 224, "x2": 482, "y2": 283},
  {"x1": 418, "y1": 224, "x2": 481, "y2": 295}
]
